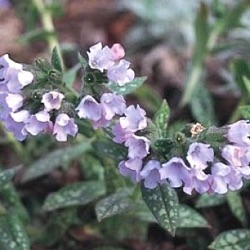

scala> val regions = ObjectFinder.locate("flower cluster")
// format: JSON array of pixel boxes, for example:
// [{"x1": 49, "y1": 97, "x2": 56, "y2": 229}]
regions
[
  {"x1": 87, "y1": 43, "x2": 135, "y2": 85},
  {"x1": 0, "y1": 55, "x2": 77, "y2": 141}
]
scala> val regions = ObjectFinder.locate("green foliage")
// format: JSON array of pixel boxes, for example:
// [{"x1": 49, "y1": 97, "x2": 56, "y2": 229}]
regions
[
  {"x1": 51, "y1": 47, "x2": 63, "y2": 72},
  {"x1": 19, "y1": 29, "x2": 55, "y2": 44},
  {"x1": 78, "y1": 53, "x2": 88, "y2": 70},
  {"x1": 196, "y1": 193, "x2": 226, "y2": 208},
  {"x1": 152, "y1": 138, "x2": 174, "y2": 159},
  {"x1": 0, "y1": 211, "x2": 30, "y2": 250},
  {"x1": 226, "y1": 191, "x2": 247, "y2": 227},
  {"x1": 209, "y1": 229, "x2": 250, "y2": 250},
  {"x1": 42, "y1": 181, "x2": 106, "y2": 211},
  {"x1": 154, "y1": 99, "x2": 170, "y2": 138},
  {"x1": 240, "y1": 105, "x2": 250, "y2": 119},
  {"x1": 22, "y1": 142, "x2": 91, "y2": 182},
  {"x1": 63, "y1": 63, "x2": 81, "y2": 87},
  {"x1": 107, "y1": 77, "x2": 147, "y2": 95},
  {"x1": 0, "y1": 166, "x2": 21, "y2": 189},
  {"x1": 95, "y1": 188, "x2": 133, "y2": 221},
  {"x1": 141, "y1": 183, "x2": 179, "y2": 236}
]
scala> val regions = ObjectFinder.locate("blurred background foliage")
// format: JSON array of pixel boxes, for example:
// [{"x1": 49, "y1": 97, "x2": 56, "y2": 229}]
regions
[{"x1": 1, "y1": 0, "x2": 250, "y2": 249}]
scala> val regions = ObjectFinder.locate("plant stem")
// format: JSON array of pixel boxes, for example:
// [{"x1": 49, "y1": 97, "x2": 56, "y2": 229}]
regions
[{"x1": 32, "y1": 0, "x2": 64, "y2": 70}]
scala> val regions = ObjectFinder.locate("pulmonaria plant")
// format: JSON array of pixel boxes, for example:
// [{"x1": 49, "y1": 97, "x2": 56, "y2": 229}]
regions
[{"x1": 1, "y1": 43, "x2": 250, "y2": 197}]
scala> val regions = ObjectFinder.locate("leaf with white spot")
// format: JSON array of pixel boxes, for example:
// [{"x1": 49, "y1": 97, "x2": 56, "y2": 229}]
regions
[
  {"x1": 42, "y1": 181, "x2": 106, "y2": 211},
  {"x1": 0, "y1": 166, "x2": 21, "y2": 189},
  {"x1": 178, "y1": 205, "x2": 209, "y2": 228},
  {"x1": 141, "y1": 183, "x2": 179, "y2": 236},
  {"x1": 93, "y1": 139, "x2": 127, "y2": 164},
  {"x1": 154, "y1": 99, "x2": 170, "y2": 138},
  {"x1": 107, "y1": 77, "x2": 147, "y2": 95},
  {"x1": 209, "y1": 229, "x2": 250, "y2": 250},
  {"x1": 22, "y1": 142, "x2": 91, "y2": 182},
  {"x1": 0, "y1": 212, "x2": 30, "y2": 250},
  {"x1": 196, "y1": 193, "x2": 226, "y2": 208},
  {"x1": 227, "y1": 191, "x2": 247, "y2": 226},
  {"x1": 95, "y1": 188, "x2": 134, "y2": 221}
]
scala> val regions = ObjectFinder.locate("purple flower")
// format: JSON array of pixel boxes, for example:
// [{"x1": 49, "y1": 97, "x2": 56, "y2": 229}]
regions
[
  {"x1": 100, "y1": 93, "x2": 126, "y2": 120},
  {"x1": 120, "y1": 105, "x2": 147, "y2": 132},
  {"x1": 42, "y1": 91, "x2": 64, "y2": 111},
  {"x1": 76, "y1": 95, "x2": 102, "y2": 121},
  {"x1": 0, "y1": 92, "x2": 11, "y2": 121},
  {"x1": 25, "y1": 110, "x2": 52, "y2": 136},
  {"x1": 0, "y1": 54, "x2": 33, "y2": 93},
  {"x1": 111, "y1": 43, "x2": 125, "y2": 61},
  {"x1": 4, "y1": 110, "x2": 30, "y2": 141},
  {"x1": 6, "y1": 93, "x2": 23, "y2": 112},
  {"x1": 119, "y1": 158, "x2": 143, "y2": 182},
  {"x1": 53, "y1": 113, "x2": 78, "y2": 141},
  {"x1": 140, "y1": 160, "x2": 162, "y2": 189},
  {"x1": 160, "y1": 157, "x2": 190, "y2": 188},
  {"x1": 112, "y1": 121, "x2": 133, "y2": 144},
  {"x1": 227, "y1": 120, "x2": 250, "y2": 146},
  {"x1": 87, "y1": 42, "x2": 115, "y2": 72},
  {"x1": 186, "y1": 142, "x2": 214, "y2": 169},
  {"x1": 211, "y1": 162, "x2": 243, "y2": 193},
  {"x1": 107, "y1": 59, "x2": 135, "y2": 86},
  {"x1": 125, "y1": 135, "x2": 150, "y2": 159},
  {"x1": 0, "y1": 0, "x2": 10, "y2": 8}
]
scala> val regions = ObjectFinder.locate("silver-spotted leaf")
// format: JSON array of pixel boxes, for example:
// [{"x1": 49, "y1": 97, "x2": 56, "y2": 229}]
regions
[
  {"x1": 227, "y1": 191, "x2": 247, "y2": 227},
  {"x1": 0, "y1": 166, "x2": 21, "y2": 188},
  {"x1": 196, "y1": 193, "x2": 226, "y2": 208},
  {"x1": 141, "y1": 183, "x2": 179, "y2": 236},
  {"x1": 154, "y1": 99, "x2": 170, "y2": 138},
  {"x1": 42, "y1": 181, "x2": 106, "y2": 211},
  {"x1": 107, "y1": 77, "x2": 146, "y2": 95},
  {"x1": 22, "y1": 142, "x2": 91, "y2": 182},
  {"x1": 95, "y1": 188, "x2": 134, "y2": 221},
  {"x1": 178, "y1": 205, "x2": 209, "y2": 228},
  {"x1": 209, "y1": 229, "x2": 250, "y2": 250}
]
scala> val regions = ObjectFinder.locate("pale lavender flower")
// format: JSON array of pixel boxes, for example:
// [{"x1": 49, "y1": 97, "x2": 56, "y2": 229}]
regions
[
  {"x1": 0, "y1": 92, "x2": 11, "y2": 121},
  {"x1": 25, "y1": 110, "x2": 52, "y2": 136},
  {"x1": 0, "y1": 54, "x2": 33, "y2": 93},
  {"x1": 187, "y1": 142, "x2": 214, "y2": 169},
  {"x1": 119, "y1": 158, "x2": 143, "y2": 182},
  {"x1": 140, "y1": 160, "x2": 162, "y2": 189},
  {"x1": 160, "y1": 157, "x2": 190, "y2": 188},
  {"x1": 100, "y1": 93, "x2": 126, "y2": 120},
  {"x1": 111, "y1": 43, "x2": 125, "y2": 61},
  {"x1": 112, "y1": 121, "x2": 133, "y2": 143},
  {"x1": 53, "y1": 113, "x2": 78, "y2": 141},
  {"x1": 76, "y1": 95, "x2": 102, "y2": 121},
  {"x1": 227, "y1": 120, "x2": 250, "y2": 146},
  {"x1": 42, "y1": 91, "x2": 65, "y2": 111},
  {"x1": 6, "y1": 93, "x2": 23, "y2": 112},
  {"x1": 0, "y1": 0, "x2": 10, "y2": 8},
  {"x1": 120, "y1": 105, "x2": 147, "y2": 132},
  {"x1": 107, "y1": 59, "x2": 135, "y2": 86},
  {"x1": 87, "y1": 42, "x2": 115, "y2": 72},
  {"x1": 4, "y1": 110, "x2": 30, "y2": 141},
  {"x1": 125, "y1": 135, "x2": 150, "y2": 159},
  {"x1": 211, "y1": 162, "x2": 243, "y2": 193}
]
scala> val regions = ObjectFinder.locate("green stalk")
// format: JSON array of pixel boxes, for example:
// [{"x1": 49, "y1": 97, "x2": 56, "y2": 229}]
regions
[{"x1": 32, "y1": 0, "x2": 64, "y2": 71}]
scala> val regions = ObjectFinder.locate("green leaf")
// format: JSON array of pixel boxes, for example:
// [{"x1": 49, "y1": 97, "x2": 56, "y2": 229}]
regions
[
  {"x1": 154, "y1": 99, "x2": 170, "y2": 138},
  {"x1": 51, "y1": 47, "x2": 63, "y2": 72},
  {"x1": 141, "y1": 183, "x2": 179, "y2": 236},
  {"x1": 0, "y1": 166, "x2": 21, "y2": 189},
  {"x1": 95, "y1": 188, "x2": 134, "y2": 221},
  {"x1": 191, "y1": 83, "x2": 217, "y2": 125},
  {"x1": 107, "y1": 77, "x2": 147, "y2": 95},
  {"x1": 78, "y1": 52, "x2": 88, "y2": 69},
  {"x1": 193, "y1": 3, "x2": 209, "y2": 65},
  {"x1": 178, "y1": 205, "x2": 209, "y2": 228},
  {"x1": 209, "y1": 229, "x2": 250, "y2": 250},
  {"x1": 42, "y1": 181, "x2": 106, "y2": 211},
  {"x1": 196, "y1": 193, "x2": 226, "y2": 208},
  {"x1": 152, "y1": 138, "x2": 173, "y2": 159},
  {"x1": 93, "y1": 139, "x2": 127, "y2": 164},
  {"x1": 227, "y1": 191, "x2": 247, "y2": 227},
  {"x1": 63, "y1": 63, "x2": 81, "y2": 87},
  {"x1": 0, "y1": 212, "x2": 30, "y2": 250},
  {"x1": 22, "y1": 142, "x2": 92, "y2": 183},
  {"x1": 240, "y1": 105, "x2": 250, "y2": 120}
]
